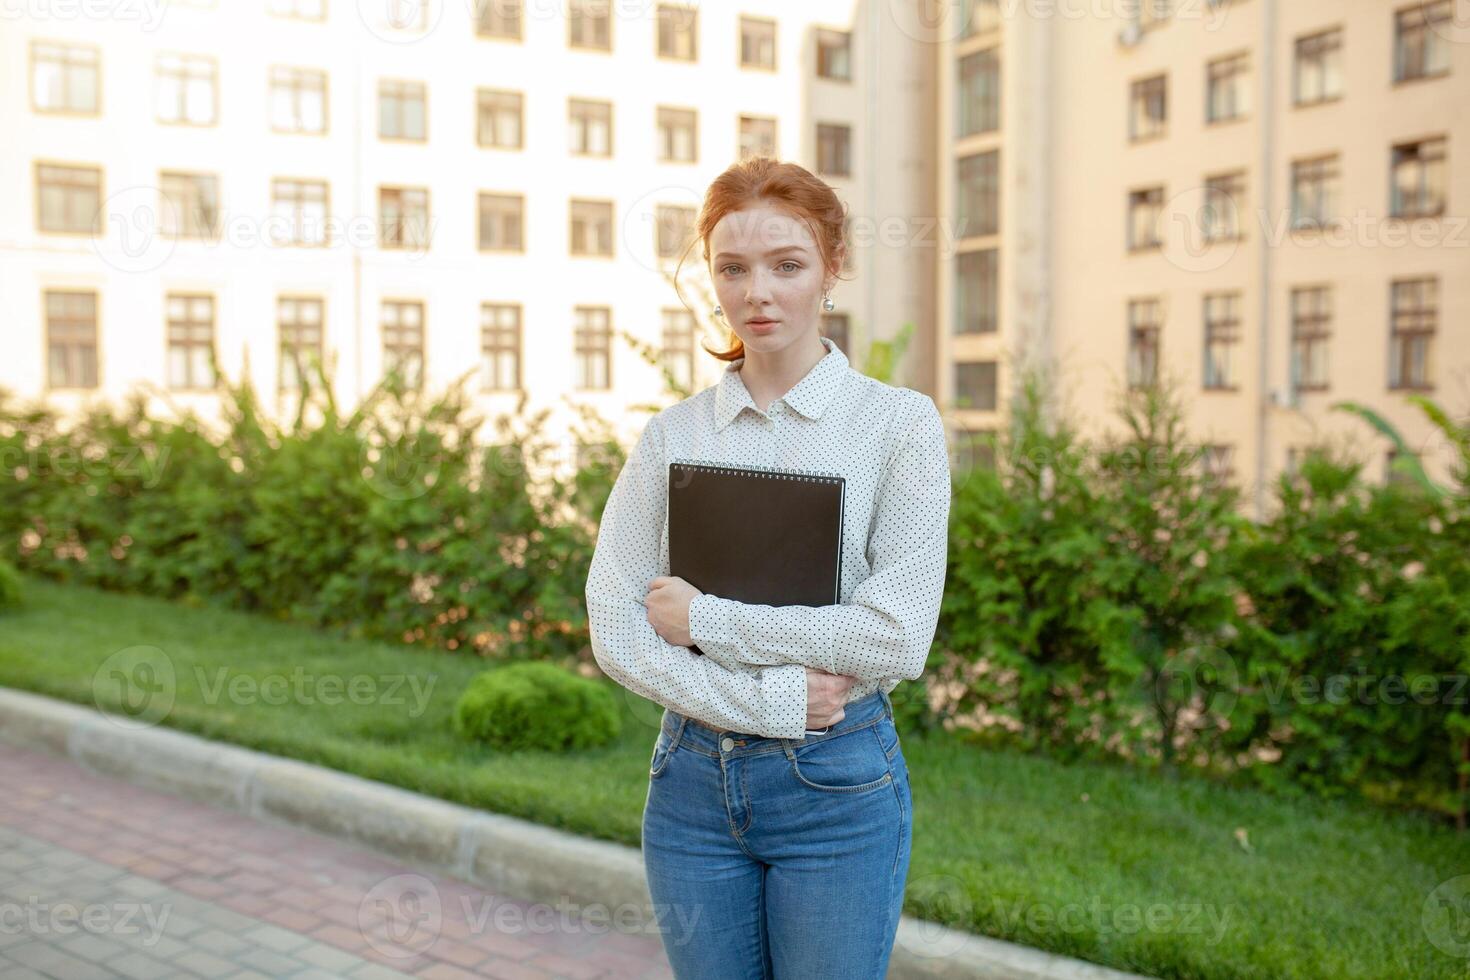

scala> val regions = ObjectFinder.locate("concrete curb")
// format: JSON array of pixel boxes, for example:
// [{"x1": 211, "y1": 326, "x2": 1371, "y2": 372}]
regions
[{"x1": 0, "y1": 687, "x2": 1151, "y2": 980}]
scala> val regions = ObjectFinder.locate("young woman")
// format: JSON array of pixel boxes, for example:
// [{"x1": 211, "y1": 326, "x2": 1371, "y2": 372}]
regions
[{"x1": 585, "y1": 157, "x2": 952, "y2": 979}]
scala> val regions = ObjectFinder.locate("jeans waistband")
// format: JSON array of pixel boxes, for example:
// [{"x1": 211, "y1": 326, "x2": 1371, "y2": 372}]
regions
[{"x1": 665, "y1": 689, "x2": 892, "y2": 752}]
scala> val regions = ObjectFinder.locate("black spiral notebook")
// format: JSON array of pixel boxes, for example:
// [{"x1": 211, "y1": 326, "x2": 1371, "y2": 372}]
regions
[{"x1": 667, "y1": 460, "x2": 846, "y2": 656}]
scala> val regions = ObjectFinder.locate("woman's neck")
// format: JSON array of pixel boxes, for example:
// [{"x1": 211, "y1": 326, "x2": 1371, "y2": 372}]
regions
[{"x1": 738, "y1": 336, "x2": 828, "y2": 414}]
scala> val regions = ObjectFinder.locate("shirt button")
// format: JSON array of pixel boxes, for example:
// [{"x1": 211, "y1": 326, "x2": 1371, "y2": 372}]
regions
[{"x1": 721, "y1": 737, "x2": 734, "y2": 752}]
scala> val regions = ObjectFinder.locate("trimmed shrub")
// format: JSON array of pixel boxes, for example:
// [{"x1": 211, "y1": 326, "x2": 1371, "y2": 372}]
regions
[{"x1": 452, "y1": 661, "x2": 622, "y2": 752}]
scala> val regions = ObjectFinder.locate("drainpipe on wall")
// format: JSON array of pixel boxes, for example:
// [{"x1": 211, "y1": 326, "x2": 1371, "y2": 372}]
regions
[{"x1": 1253, "y1": 0, "x2": 1278, "y2": 522}]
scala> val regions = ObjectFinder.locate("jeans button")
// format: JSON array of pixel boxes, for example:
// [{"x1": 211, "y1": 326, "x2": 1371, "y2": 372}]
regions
[{"x1": 720, "y1": 737, "x2": 734, "y2": 752}]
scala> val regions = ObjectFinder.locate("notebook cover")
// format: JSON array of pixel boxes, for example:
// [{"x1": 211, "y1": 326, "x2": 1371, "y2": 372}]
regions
[{"x1": 667, "y1": 460, "x2": 845, "y2": 656}]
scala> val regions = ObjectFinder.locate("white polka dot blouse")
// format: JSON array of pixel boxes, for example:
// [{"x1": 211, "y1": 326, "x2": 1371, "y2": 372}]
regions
[{"x1": 585, "y1": 335, "x2": 952, "y2": 740}]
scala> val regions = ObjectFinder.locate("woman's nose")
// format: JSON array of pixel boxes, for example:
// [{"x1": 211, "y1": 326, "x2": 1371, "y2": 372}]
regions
[{"x1": 744, "y1": 271, "x2": 773, "y2": 303}]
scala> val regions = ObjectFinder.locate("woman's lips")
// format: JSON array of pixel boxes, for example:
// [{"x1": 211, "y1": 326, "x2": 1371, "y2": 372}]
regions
[{"x1": 748, "y1": 319, "x2": 778, "y2": 333}]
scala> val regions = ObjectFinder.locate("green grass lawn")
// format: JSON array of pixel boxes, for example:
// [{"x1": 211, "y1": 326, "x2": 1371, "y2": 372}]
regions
[{"x1": 0, "y1": 577, "x2": 1463, "y2": 980}]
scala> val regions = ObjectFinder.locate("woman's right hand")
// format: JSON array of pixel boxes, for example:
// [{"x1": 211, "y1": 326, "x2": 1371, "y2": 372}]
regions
[{"x1": 805, "y1": 668, "x2": 857, "y2": 729}]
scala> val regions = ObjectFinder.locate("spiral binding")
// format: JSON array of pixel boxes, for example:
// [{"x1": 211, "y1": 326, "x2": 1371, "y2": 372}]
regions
[{"x1": 669, "y1": 457, "x2": 844, "y2": 484}]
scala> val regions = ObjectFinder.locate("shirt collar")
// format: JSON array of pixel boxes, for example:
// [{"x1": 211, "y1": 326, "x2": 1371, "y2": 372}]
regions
[{"x1": 714, "y1": 336, "x2": 849, "y2": 432}]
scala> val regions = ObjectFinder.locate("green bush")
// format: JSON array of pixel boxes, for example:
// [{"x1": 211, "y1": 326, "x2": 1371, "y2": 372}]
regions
[
  {"x1": 0, "y1": 365, "x2": 618, "y2": 663},
  {"x1": 452, "y1": 661, "x2": 621, "y2": 751},
  {"x1": 0, "y1": 559, "x2": 22, "y2": 612}
]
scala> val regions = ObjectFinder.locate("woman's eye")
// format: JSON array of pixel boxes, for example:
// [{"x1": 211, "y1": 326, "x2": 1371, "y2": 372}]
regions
[
  {"x1": 779, "y1": 262, "x2": 800, "y2": 272},
  {"x1": 721, "y1": 265, "x2": 741, "y2": 275}
]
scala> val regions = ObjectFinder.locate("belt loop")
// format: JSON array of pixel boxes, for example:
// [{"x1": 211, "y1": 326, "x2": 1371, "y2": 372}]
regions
[{"x1": 880, "y1": 687, "x2": 894, "y2": 720}]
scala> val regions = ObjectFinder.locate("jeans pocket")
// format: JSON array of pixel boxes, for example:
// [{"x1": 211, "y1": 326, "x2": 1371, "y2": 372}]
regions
[
  {"x1": 787, "y1": 726, "x2": 893, "y2": 794},
  {"x1": 650, "y1": 731, "x2": 674, "y2": 778}
]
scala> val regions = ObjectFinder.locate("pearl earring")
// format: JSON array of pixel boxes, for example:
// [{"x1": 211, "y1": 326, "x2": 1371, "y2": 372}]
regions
[
  {"x1": 713, "y1": 305, "x2": 723, "y2": 318},
  {"x1": 822, "y1": 295, "x2": 835, "y2": 312}
]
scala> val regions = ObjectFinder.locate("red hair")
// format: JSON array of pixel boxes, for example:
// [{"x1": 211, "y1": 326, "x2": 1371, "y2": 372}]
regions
[{"x1": 674, "y1": 157, "x2": 851, "y2": 363}]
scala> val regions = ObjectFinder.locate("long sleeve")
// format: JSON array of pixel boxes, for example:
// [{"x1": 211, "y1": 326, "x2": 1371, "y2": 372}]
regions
[
  {"x1": 688, "y1": 393, "x2": 951, "y2": 683},
  {"x1": 585, "y1": 413, "x2": 811, "y2": 739}
]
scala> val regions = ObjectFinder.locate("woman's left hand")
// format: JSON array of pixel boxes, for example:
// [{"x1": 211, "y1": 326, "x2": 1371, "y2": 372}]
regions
[{"x1": 646, "y1": 576, "x2": 701, "y2": 647}]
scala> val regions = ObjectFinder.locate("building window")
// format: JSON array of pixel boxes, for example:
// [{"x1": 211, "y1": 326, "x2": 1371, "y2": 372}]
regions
[
  {"x1": 1294, "y1": 28, "x2": 1343, "y2": 105},
  {"x1": 36, "y1": 163, "x2": 102, "y2": 234},
  {"x1": 816, "y1": 123, "x2": 851, "y2": 177},
  {"x1": 45, "y1": 290, "x2": 98, "y2": 389},
  {"x1": 476, "y1": 89, "x2": 522, "y2": 149},
  {"x1": 278, "y1": 296, "x2": 324, "y2": 392},
  {"x1": 268, "y1": 0, "x2": 325, "y2": 20},
  {"x1": 569, "y1": 0, "x2": 611, "y2": 51},
  {"x1": 655, "y1": 204, "x2": 695, "y2": 260},
  {"x1": 574, "y1": 306, "x2": 611, "y2": 389},
  {"x1": 475, "y1": 0, "x2": 522, "y2": 39},
  {"x1": 271, "y1": 178, "x2": 328, "y2": 246},
  {"x1": 1390, "y1": 137, "x2": 1447, "y2": 219},
  {"x1": 1290, "y1": 155, "x2": 1340, "y2": 230},
  {"x1": 1290, "y1": 285, "x2": 1331, "y2": 392},
  {"x1": 378, "y1": 80, "x2": 426, "y2": 140},
  {"x1": 31, "y1": 41, "x2": 99, "y2": 114},
  {"x1": 740, "y1": 16, "x2": 776, "y2": 69},
  {"x1": 1202, "y1": 171, "x2": 1244, "y2": 242},
  {"x1": 382, "y1": 300, "x2": 425, "y2": 389},
  {"x1": 738, "y1": 115, "x2": 777, "y2": 160},
  {"x1": 379, "y1": 186, "x2": 430, "y2": 250},
  {"x1": 1127, "y1": 298, "x2": 1161, "y2": 389},
  {"x1": 657, "y1": 106, "x2": 697, "y2": 163},
  {"x1": 156, "y1": 53, "x2": 216, "y2": 125},
  {"x1": 568, "y1": 98, "x2": 612, "y2": 156},
  {"x1": 957, "y1": 150, "x2": 999, "y2": 238},
  {"x1": 159, "y1": 171, "x2": 220, "y2": 240},
  {"x1": 1201, "y1": 444, "x2": 1235, "y2": 487},
  {"x1": 478, "y1": 192, "x2": 524, "y2": 251},
  {"x1": 1389, "y1": 277, "x2": 1436, "y2": 391},
  {"x1": 1127, "y1": 187, "x2": 1164, "y2": 250},
  {"x1": 269, "y1": 66, "x2": 327, "y2": 134},
  {"x1": 955, "y1": 249, "x2": 997, "y2": 334},
  {"x1": 657, "y1": 4, "x2": 696, "y2": 61},
  {"x1": 480, "y1": 303, "x2": 521, "y2": 391},
  {"x1": 661, "y1": 308, "x2": 696, "y2": 390},
  {"x1": 166, "y1": 293, "x2": 215, "y2": 390},
  {"x1": 954, "y1": 361, "x2": 998, "y2": 412},
  {"x1": 1206, "y1": 52, "x2": 1249, "y2": 123},
  {"x1": 821, "y1": 312, "x2": 849, "y2": 354},
  {"x1": 961, "y1": 0, "x2": 1000, "y2": 37},
  {"x1": 816, "y1": 28, "x2": 851, "y2": 81},
  {"x1": 570, "y1": 199, "x2": 613, "y2": 256},
  {"x1": 1396, "y1": 1, "x2": 1452, "y2": 82},
  {"x1": 957, "y1": 48, "x2": 1000, "y2": 137},
  {"x1": 1129, "y1": 74, "x2": 1167, "y2": 141},
  {"x1": 1202, "y1": 292, "x2": 1241, "y2": 390}
]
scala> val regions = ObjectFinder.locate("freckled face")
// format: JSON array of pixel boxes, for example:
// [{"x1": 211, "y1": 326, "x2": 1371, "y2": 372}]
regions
[{"x1": 708, "y1": 204, "x2": 834, "y2": 353}]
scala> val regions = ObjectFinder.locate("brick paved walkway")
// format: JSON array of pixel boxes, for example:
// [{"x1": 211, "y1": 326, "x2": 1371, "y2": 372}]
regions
[{"x1": 0, "y1": 743, "x2": 673, "y2": 980}]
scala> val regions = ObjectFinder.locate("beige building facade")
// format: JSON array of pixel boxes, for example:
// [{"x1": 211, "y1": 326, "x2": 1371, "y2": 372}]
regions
[{"x1": 938, "y1": 0, "x2": 1468, "y2": 514}]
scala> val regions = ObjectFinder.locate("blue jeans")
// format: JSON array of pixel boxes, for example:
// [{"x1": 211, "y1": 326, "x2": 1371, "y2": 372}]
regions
[{"x1": 641, "y1": 689, "x2": 912, "y2": 979}]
